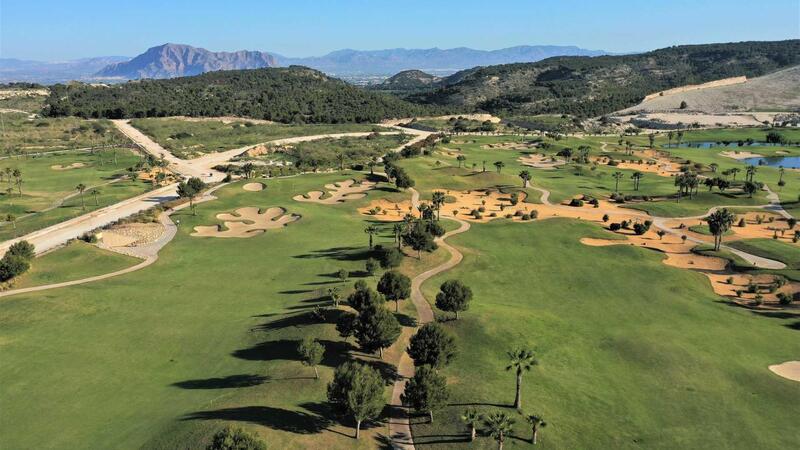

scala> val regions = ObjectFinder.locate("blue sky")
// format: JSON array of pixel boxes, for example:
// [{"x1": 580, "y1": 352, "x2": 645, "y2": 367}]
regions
[{"x1": 1, "y1": 0, "x2": 798, "y2": 60}]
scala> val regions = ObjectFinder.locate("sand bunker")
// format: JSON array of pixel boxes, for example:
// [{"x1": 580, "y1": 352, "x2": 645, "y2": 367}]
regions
[
  {"x1": 518, "y1": 154, "x2": 565, "y2": 169},
  {"x1": 359, "y1": 198, "x2": 419, "y2": 221},
  {"x1": 192, "y1": 207, "x2": 300, "y2": 238},
  {"x1": 51, "y1": 162, "x2": 86, "y2": 171},
  {"x1": 293, "y1": 179, "x2": 376, "y2": 204},
  {"x1": 720, "y1": 151, "x2": 763, "y2": 160},
  {"x1": 661, "y1": 211, "x2": 797, "y2": 244},
  {"x1": 768, "y1": 361, "x2": 800, "y2": 382},
  {"x1": 243, "y1": 182, "x2": 265, "y2": 192},
  {"x1": 483, "y1": 142, "x2": 535, "y2": 151}
]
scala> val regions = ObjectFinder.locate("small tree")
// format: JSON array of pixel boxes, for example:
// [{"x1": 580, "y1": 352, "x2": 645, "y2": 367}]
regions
[
  {"x1": 461, "y1": 408, "x2": 481, "y2": 442},
  {"x1": 177, "y1": 177, "x2": 206, "y2": 215},
  {"x1": 403, "y1": 222, "x2": 437, "y2": 259},
  {"x1": 208, "y1": 427, "x2": 267, "y2": 450},
  {"x1": 705, "y1": 208, "x2": 735, "y2": 251},
  {"x1": 377, "y1": 270, "x2": 411, "y2": 312},
  {"x1": 525, "y1": 413, "x2": 547, "y2": 444},
  {"x1": 347, "y1": 284, "x2": 385, "y2": 312},
  {"x1": 494, "y1": 161, "x2": 505, "y2": 173},
  {"x1": 435, "y1": 280, "x2": 473, "y2": 320},
  {"x1": 90, "y1": 188, "x2": 100, "y2": 206},
  {"x1": 484, "y1": 411, "x2": 515, "y2": 450},
  {"x1": 365, "y1": 258, "x2": 378, "y2": 277},
  {"x1": 364, "y1": 224, "x2": 379, "y2": 249},
  {"x1": 401, "y1": 365, "x2": 449, "y2": 423},
  {"x1": 76, "y1": 183, "x2": 87, "y2": 210},
  {"x1": 336, "y1": 312, "x2": 357, "y2": 342},
  {"x1": 354, "y1": 305, "x2": 401, "y2": 358},
  {"x1": 7, "y1": 240, "x2": 35, "y2": 260},
  {"x1": 327, "y1": 362, "x2": 385, "y2": 439},
  {"x1": 507, "y1": 348, "x2": 537, "y2": 409},
  {"x1": 298, "y1": 337, "x2": 324, "y2": 380},
  {"x1": 518, "y1": 170, "x2": 531, "y2": 187},
  {"x1": 328, "y1": 286, "x2": 341, "y2": 307},
  {"x1": 408, "y1": 322, "x2": 457, "y2": 368},
  {"x1": 337, "y1": 269, "x2": 349, "y2": 284}
]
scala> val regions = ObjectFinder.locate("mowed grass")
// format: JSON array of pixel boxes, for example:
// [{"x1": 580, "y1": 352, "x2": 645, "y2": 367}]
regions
[
  {"x1": 412, "y1": 218, "x2": 800, "y2": 449},
  {"x1": 0, "y1": 173, "x2": 442, "y2": 450},
  {"x1": 0, "y1": 148, "x2": 151, "y2": 240},
  {"x1": 12, "y1": 241, "x2": 140, "y2": 289},
  {"x1": 130, "y1": 118, "x2": 379, "y2": 158}
]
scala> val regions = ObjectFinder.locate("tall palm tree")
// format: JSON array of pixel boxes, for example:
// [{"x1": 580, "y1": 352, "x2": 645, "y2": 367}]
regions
[
  {"x1": 729, "y1": 167, "x2": 740, "y2": 181},
  {"x1": 456, "y1": 155, "x2": 466, "y2": 168},
  {"x1": 76, "y1": 183, "x2": 87, "y2": 210},
  {"x1": 392, "y1": 223, "x2": 403, "y2": 249},
  {"x1": 90, "y1": 189, "x2": 100, "y2": 206},
  {"x1": 461, "y1": 408, "x2": 481, "y2": 442},
  {"x1": 506, "y1": 348, "x2": 537, "y2": 409},
  {"x1": 494, "y1": 161, "x2": 505, "y2": 173},
  {"x1": 745, "y1": 165, "x2": 757, "y2": 182},
  {"x1": 705, "y1": 208, "x2": 735, "y2": 251},
  {"x1": 612, "y1": 171, "x2": 624, "y2": 193},
  {"x1": 525, "y1": 413, "x2": 547, "y2": 444},
  {"x1": 631, "y1": 172, "x2": 643, "y2": 191},
  {"x1": 519, "y1": 170, "x2": 531, "y2": 188},
  {"x1": 667, "y1": 131, "x2": 674, "y2": 148},
  {"x1": 364, "y1": 224, "x2": 378, "y2": 249},
  {"x1": 431, "y1": 191, "x2": 446, "y2": 220},
  {"x1": 484, "y1": 411, "x2": 515, "y2": 450},
  {"x1": 676, "y1": 130, "x2": 684, "y2": 146}
]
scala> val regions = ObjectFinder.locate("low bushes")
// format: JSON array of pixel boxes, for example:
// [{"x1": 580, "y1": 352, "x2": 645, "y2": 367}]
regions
[{"x1": 0, "y1": 240, "x2": 35, "y2": 282}]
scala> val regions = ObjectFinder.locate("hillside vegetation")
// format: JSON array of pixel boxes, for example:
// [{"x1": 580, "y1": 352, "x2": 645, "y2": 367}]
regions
[
  {"x1": 43, "y1": 66, "x2": 437, "y2": 123},
  {"x1": 406, "y1": 40, "x2": 800, "y2": 117}
]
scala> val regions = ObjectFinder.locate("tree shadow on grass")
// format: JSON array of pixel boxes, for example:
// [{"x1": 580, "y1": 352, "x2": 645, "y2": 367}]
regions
[
  {"x1": 394, "y1": 312, "x2": 417, "y2": 327},
  {"x1": 786, "y1": 321, "x2": 800, "y2": 331},
  {"x1": 182, "y1": 406, "x2": 329, "y2": 434},
  {"x1": 294, "y1": 246, "x2": 372, "y2": 262},
  {"x1": 301, "y1": 402, "x2": 380, "y2": 438},
  {"x1": 172, "y1": 374, "x2": 269, "y2": 390},
  {"x1": 232, "y1": 339, "x2": 352, "y2": 369}
]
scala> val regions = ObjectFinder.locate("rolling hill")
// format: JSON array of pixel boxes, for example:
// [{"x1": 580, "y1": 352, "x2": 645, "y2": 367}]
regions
[{"x1": 404, "y1": 40, "x2": 800, "y2": 117}]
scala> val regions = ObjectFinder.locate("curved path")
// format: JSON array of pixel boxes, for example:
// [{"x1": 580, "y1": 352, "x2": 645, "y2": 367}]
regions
[{"x1": 388, "y1": 188, "x2": 471, "y2": 449}]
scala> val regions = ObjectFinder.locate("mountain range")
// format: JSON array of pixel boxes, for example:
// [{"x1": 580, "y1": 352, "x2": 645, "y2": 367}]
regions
[{"x1": 0, "y1": 43, "x2": 606, "y2": 83}]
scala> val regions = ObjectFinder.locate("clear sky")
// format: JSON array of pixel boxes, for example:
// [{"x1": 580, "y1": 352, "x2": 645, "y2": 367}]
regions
[{"x1": 1, "y1": 0, "x2": 798, "y2": 60}]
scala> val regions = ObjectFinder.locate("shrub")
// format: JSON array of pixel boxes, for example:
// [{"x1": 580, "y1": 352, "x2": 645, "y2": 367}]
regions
[
  {"x1": 207, "y1": 427, "x2": 266, "y2": 450},
  {"x1": 79, "y1": 233, "x2": 98, "y2": 244},
  {"x1": 0, "y1": 254, "x2": 30, "y2": 282},
  {"x1": 568, "y1": 198, "x2": 584, "y2": 207},
  {"x1": 7, "y1": 241, "x2": 35, "y2": 260},
  {"x1": 521, "y1": 214, "x2": 531, "y2": 220},
  {"x1": 777, "y1": 293, "x2": 791, "y2": 305},
  {"x1": 529, "y1": 210, "x2": 539, "y2": 219},
  {"x1": 602, "y1": 214, "x2": 609, "y2": 222},
  {"x1": 738, "y1": 218, "x2": 746, "y2": 227},
  {"x1": 374, "y1": 245, "x2": 403, "y2": 269},
  {"x1": 609, "y1": 223, "x2": 622, "y2": 231}
]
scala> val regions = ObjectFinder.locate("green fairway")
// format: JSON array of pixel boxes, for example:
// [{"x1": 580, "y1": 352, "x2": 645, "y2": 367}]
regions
[
  {"x1": 0, "y1": 174, "x2": 442, "y2": 449},
  {"x1": 12, "y1": 241, "x2": 140, "y2": 289},
  {"x1": 413, "y1": 219, "x2": 800, "y2": 449},
  {"x1": 0, "y1": 148, "x2": 152, "y2": 240},
  {"x1": 130, "y1": 118, "x2": 379, "y2": 158}
]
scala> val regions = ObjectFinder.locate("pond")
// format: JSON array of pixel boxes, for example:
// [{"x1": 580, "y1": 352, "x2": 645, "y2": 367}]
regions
[
  {"x1": 663, "y1": 141, "x2": 791, "y2": 149},
  {"x1": 741, "y1": 155, "x2": 800, "y2": 169}
]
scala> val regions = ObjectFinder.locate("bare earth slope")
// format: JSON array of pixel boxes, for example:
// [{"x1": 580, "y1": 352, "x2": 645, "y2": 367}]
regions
[{"x1": 620, "y1": 65, "x2": 800, "y2": 113}]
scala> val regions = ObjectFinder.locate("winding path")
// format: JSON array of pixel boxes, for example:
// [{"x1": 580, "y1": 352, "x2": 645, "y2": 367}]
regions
[{"x1": 388, "y1": 188, "x2": 471, "y2": 449}]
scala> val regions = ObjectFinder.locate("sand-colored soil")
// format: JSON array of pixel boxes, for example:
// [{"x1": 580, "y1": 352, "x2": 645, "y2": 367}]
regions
[
  {"x1": 243, "y1": 182, "x2": 265, "y2": 192},
  {"x1": 50, "y1": 162, "x2": 86, "y2": 171},
  {"x1": 518, "y1": 154, "x2": 565, "y2": 169},
  {"x1": 138, "y1": 167, "x2": 176, "y2": 185},
  {"x1": 358, "y1": 199, "x2": 419, "y2": 221},
  {"x1": 100, "y1": 222, "x2": 165, "y2": 248},
  {"x1": 293, "y1": 179, "x2": 376, "y2": 204},
  {"x1": 483, "y1": 142, "x2": 535, "y2": 151},
  {"x1": 580, "y1": 228, "x2": 798, "y2": 303},
  {"x1": 662, "y1": 211, "x2": 798, "y2": 245},
  {"x1": 720, "y1": 151, "x2": 763, "y2": 160},
  {"x1": 768, "y1": 361, "x2": 800, "y2": 382},
  {"x1": 192, "y1": 207, "x2": 299, "y2": 238}
]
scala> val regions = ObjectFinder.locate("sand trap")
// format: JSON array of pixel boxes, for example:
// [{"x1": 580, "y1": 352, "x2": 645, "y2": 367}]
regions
[
  {"x1": 661, "y1": 212, "x2": 797, "y2": 244},
  {"x1": 769, "y1": 361, "x2": 800, "y2": 382},
  {"x1": 101, "y1": 222, "x2": 165, "y2": 247},
  {"x1": 50, "y1": 162, "x2": 86, "y2": 171},
  {"x1": 518, "y1": 154, "x2": 565, "y2": 169},
  {"x1": 483, "y1": 142, "x2": 534, "y2": 150},
  {"x1": 359, "y1": 198, "x2": 419, "y2": 221},
  {"x1": 192, "y1": 207, "x2": 300, "y2": 238},
  {"x1": 243, "y1": 182, "x2": 265, "y2": 192},
  {"x1": 293, "y1": 179, "x2": 376, "y2": 204},
  {"x1": 720, "y1": 151, "x2": 763, "y2": 160}
]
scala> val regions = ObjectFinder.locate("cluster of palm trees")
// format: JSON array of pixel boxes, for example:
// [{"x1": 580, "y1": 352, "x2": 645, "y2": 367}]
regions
[{"x1": 0, "y1": 168, "x2": 23, "y2": 196}]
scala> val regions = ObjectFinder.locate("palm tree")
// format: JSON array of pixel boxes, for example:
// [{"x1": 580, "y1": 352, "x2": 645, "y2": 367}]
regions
[
  {"x1": 667, "y1": 131, "x2": 674, "y2": 148},
  {"x1": 5, "y1": 213, "x2": 16, "y2": 236},
  {"x1": 393, "y1": 223, "x2": 403, "y2": 249},
  {"x1": 482, "y1": 160, "x2": 487, "y2": 172},
  {"x1": 76, "y1": 183, "x2": 87, "y2": 210},
  {"x1": 364, "y1": 224, "x2": 378, "y2": 249},
  {"x1": 484, "y1": 411, "x2": 515, "y2": 450},
  {"x1": 631, "y1": 172, "x2": 643, "y2": 191},
  {"x1": 336, "y1": 152, "x2": 345, "y2": 171},
  {"x1": 745, "y1": 165, "x2": 757, "y2": 183},
  {"x1": 612, "y1": 171, "x2": 624, "y2": 193},
  {"x1": 729, "y1": 167, "x2": 740, "y2": 181},
  {"x1": 525, "y1": 413, "x2": 547, "y2": 444},
  {"x1": 506, "y1": 348, "x2": 537, "y2": 409},
  {"x1": 327, "y1": 286, "x2": 341, "y2": 307},
  {"x1": 368, "y1": 157, "x2": 378, "y2": 175},
  {"x1": 456, "y1": 154, "x2": 466, "y2": 168},
  {"x1": 676, "y1": 130, "x2": 684, "y2": 146},
  {"x1": 431, "y1": 191, "x2": 446, "y2": 220},
  {"x1": 90, "y1": 189, "x2": 100, "y2": 206},
  {"x1": 12, "y1": 169, "x2": 22, "y2": 195},
  {"x1": 709, "y1": 163, "x2": 718, "y2": 173},
  {"x1": 494, "y1": 161, "x2": 505, "y2": 173},
  {"x1": 706, "y1": 208, "x2": 735, "y2": 251},
  {"x1": 778, "y1": 166, "x2": 785, "y2": 184},
  {"x1": 461, "y1": 408, "x2": 481, "y2": 442},
  {"x1": 518, "y1": 170, "x2": 531, "y2": 188}
]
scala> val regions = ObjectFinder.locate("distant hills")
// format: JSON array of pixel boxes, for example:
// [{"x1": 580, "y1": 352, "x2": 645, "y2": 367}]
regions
[
  {"x1": 0, "y1": 56, "x2": 129, "y2": 84},
  {"x1": 95, "y1": 43, "x2": 277, "y2": 79},
  {"x1": 0, "y1": 43, "x2": 606, "y2": 83},
  {"x1": 276, "y1": 45, "x2": 606, "y2": 76},
  {"x1": 401, "y1": 40, "x2": 800, "y2": 117}
]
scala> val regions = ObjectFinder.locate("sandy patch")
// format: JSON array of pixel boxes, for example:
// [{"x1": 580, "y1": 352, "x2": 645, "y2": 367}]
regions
[
  {"x1": 661, "y1": 212, "x2": 797, "y2": 244},
  {"x1": 50, "y1": 162, "x2": 86, "y2": 171},
  {"x1": 359, "y1": 199, "x2": 419, "y2": 221},
  {"x1": 483, "y1": 142, "x2": 534, "y2": 150},
  {"x1": 192, "y1": 207, "x2": 299, "y2": 238},
  {"x1": 720, "y1": 151, "x2": 763, "y2": 160},
  {"x1": 769, "y1": 361, "x2": 800, "y2": 382},
  {"x1": 518, "y1": 154, "x2": 565, "y2": 169},
  {"x1": 293, "y1": 179, "x2": 376, "y2": 204},
  {"x1": 100, "y1": 222, "x2": 165, "y2": 247},
  {"x1": 243, "y1": 182, "x2": 265, "y2": 192},
  {"x1": 138, "y1": 167, "x2": 176, "y2": 185}
]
